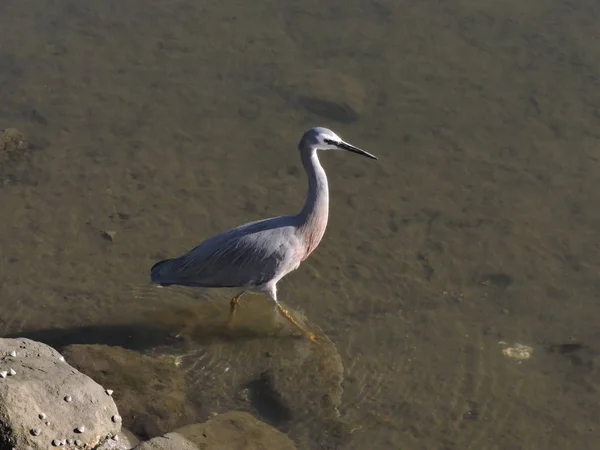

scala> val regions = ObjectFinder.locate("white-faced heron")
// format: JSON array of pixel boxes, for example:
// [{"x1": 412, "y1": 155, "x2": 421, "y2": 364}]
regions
[{"x1": 150, "y1": 127, "x2": 377, "y2": 342}]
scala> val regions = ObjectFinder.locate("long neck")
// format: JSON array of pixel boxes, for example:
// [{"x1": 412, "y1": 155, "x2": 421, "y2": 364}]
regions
[{"x1": 297, "y1": 149, "x2": 329, "y2": 258}]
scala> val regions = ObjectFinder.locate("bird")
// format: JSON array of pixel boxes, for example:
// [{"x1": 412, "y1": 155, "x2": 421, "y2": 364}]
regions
[{"x1": 150, "y1": 127, "x2": 377, "y2": 342}]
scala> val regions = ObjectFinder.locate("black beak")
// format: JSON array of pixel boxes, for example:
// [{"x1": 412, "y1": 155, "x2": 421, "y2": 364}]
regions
[{"x1": 336, "y1": 141, "x2": 378, "y2": 160}]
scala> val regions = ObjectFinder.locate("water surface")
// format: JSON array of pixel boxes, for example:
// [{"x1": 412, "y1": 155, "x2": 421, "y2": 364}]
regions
[{"x1": 1, "y1": 0, "x2": 599, "y2": 448}]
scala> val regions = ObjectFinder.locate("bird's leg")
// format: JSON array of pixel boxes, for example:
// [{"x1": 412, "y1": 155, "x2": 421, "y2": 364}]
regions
[
  {"x1": 267, "y1": 284, "x2": 316, "y2": 342},
  {"x1": 227, "y1": 290, "x2": 246, "y2": 328},
  {"x1": 274, "y1": 301, "x2": 318, "y2": 342}
]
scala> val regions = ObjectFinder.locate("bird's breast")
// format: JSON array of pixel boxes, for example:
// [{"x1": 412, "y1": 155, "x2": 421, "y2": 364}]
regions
[{"x1": 298, "y1": 214, "x2": 328, "y2": 260}]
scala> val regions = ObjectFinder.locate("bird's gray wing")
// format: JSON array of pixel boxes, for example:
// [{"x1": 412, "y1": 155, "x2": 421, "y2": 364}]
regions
[{"x1": 151, "y1": 218, "x2": 299, "y2": 288}]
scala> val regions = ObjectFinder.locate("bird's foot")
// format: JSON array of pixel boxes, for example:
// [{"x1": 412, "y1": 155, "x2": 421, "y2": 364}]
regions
[
  {"x1": 226, "y1": 292, "x2": 245, "y2": 330},
  {"x1": 292, "y1": 330, "x2": 319, "y2": 343},
  {"x1": 307, "y1": 331, "x2": 319, "y2": 343},
  {"x1": 277, "y1": 306, "x2": 318, "y2": 343}
]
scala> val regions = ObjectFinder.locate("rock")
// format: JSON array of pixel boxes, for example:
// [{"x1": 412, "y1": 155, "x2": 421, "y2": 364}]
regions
[
  {"x1": 242, "y1": 334, "x2": 346, "y2": 448},
  {"x1": 148, "y1": 300, "x2": 346, "y2": 445},
  {"x1": 265, "y1": 334, "x2": 344, "y2": 423},
  {"x1": 272, "y1": 69, "x2": 367, "y2": 124},
  {"x1": 0, "y1": 338, "x2": 121, "y2": 450},
  {"x1": 0, "y1": 128, "x2": 28, "y2": 164},
  {"x1": 119, "y1": 428, "x2": 141, "y2": 447},
  {"x1": 96, "y1": 427, "x2": 139, "y2": 450},
  {"x1": 61, "y1": 344, "x2": 196, "y2": 439},
  {"x1": 102, "y1": 230, "x2": 117, "y2": 243},
  {"x1": 133, "y1": 411, "x2": 297, "y2": 450},
  {"x1": 0, "y1": 337, "x2": 62, "y2": 359},
  {"x1": 186, "y1": 329, "x2": 343, "y2": 421},
  {"x1": 0, "y1": 127, "x2": 37, "y2": 185},
  {"x1": 131, "y1": 433, "x2": 196, "y2": 450}
]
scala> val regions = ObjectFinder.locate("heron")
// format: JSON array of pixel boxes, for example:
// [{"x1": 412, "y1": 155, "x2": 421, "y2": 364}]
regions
[{"x1": 150, "y1": 127, "x2": 377, "y2": 342}]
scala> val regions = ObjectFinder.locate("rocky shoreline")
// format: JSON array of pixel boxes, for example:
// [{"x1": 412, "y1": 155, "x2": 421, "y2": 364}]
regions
[
  {"x1": 0, "y1": 326, "x2": 352, "y2": 450},
  {"x1": 0, "y1": 338, "x2": 299, "y2": 450}
]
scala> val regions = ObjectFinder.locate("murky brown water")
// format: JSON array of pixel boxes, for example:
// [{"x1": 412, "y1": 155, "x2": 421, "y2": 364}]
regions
[{"x1": 1, "y1": 0, "x2": 600, "y2": 448}]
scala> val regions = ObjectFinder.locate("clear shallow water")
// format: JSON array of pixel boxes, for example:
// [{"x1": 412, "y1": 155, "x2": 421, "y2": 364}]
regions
[{"x1": 1, "y1": 0, "x2": 600, "y2": 448}]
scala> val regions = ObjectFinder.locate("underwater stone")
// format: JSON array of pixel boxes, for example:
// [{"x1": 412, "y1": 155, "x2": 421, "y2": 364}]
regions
[
  {"x1": 9, "y1": 351, "x2": 17, "y2": 357},
  {"x1": 133, "y1": 412, "x2": 297, "y2": 450},
  {"x1": 8, "y1": 368, "x2": 16, "y2": 376},
  {"x1": 38, "y1": 413, "x2": 46, "y2": 420},
  {"x1": 75, "y1": 425, "x2": 85, "y2": 433},
  {"x1": 61, "y1": 343, "x2": 195, "y2": 438},
  {"x1": 105, "y1": 389, "x2": 113, "y2": 396},
  {"x1": 30, "y1": 428, "x2": 41, "y2": 436}
]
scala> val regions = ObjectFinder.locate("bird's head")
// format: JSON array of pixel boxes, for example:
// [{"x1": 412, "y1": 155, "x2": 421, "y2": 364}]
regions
[{"x1": 298, "y1": 127, "x2": 377, "y2": 160}]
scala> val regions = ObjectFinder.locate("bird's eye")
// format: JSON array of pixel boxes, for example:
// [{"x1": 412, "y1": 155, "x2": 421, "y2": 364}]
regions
[{"x1": 324, "y1": 138, "x2": 336, "y2": 145}]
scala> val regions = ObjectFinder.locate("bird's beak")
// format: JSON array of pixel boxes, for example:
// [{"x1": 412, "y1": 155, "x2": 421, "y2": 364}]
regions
[{"x1": 336, "y1": 141, "x2": 378, "y2": 160}]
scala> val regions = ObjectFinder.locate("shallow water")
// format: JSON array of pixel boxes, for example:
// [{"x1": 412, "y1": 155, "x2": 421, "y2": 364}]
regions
[{"x1": 1, "y1": 0, "x2": 600, "y2": 448}]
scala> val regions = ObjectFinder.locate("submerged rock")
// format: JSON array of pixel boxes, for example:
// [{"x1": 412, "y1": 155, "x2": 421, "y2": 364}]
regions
[
  {"x1": 0, "y1": 127, "x2": 39, "y2": 186},
  {"x1": 61, "y1": 344, "x2": 196, "y2": 439},
  {"x1": 32, "y1": 297, "x2": 346, "y2": 448},
  {"x1": 0, "y1": 128, "x2": 28, "y2": 164},
  {"x1": 265, "y1": 333, "x2": 344, "y2": 422},
  {"x1": 0, "y1": 338, "x2": 121, "y2": 450},
  {"x1": 133, "y1": 411, "x2": 297, "y2": 450},
  {"x1": 148, "y1": 300, "x2": 346, "y2": 444},
  {"x1": 272, "y1": 69, "x2": 367, "y2": 124}
]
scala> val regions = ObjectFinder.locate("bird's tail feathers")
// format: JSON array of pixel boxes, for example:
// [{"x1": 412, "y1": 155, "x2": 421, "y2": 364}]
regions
[{"x1": 150, "y1": 258, "x2": 176, "y2": 285}]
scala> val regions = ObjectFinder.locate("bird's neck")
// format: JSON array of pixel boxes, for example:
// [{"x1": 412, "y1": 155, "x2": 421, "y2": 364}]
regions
[{"x1": 297, "y1": 149, "x2": 329, "y2": 258}]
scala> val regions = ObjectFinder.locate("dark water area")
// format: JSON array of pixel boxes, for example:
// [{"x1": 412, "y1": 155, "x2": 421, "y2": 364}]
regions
[{"x1": 1, "y1": 0, "x2": 600, "y2": 448}]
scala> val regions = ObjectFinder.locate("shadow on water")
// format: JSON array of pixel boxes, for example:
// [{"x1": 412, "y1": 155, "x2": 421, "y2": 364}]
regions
[
  {"x1": 244, "y1": 372, "x2": 293, "y2": 426},
  {"x1": 4, "y1": 323, "x2": 179, "y2": 353},
  {"x1": 4, "y1": 318, "x2": 292, "y2": 354}
]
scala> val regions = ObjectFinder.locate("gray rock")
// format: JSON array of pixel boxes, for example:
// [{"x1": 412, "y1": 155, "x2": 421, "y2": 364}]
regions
[
  {"x1": 0, "y1": 337, "x2": 63, "y2": 359},
  {"x1": 0, "y1": 338, "x2": 121, "y2": 450},
  {"x1": 96, "y1": 428, "x2": 139, "y2": 450},
  {"x1": 133, "y1": 411, "x2": 297, "y2": 450},
  {"x1": 132, "y1": 433, "x2": 196, "y2": 450},
  {"x1": 61, "y1": 344, "x2": 195, "y2": 439}
]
